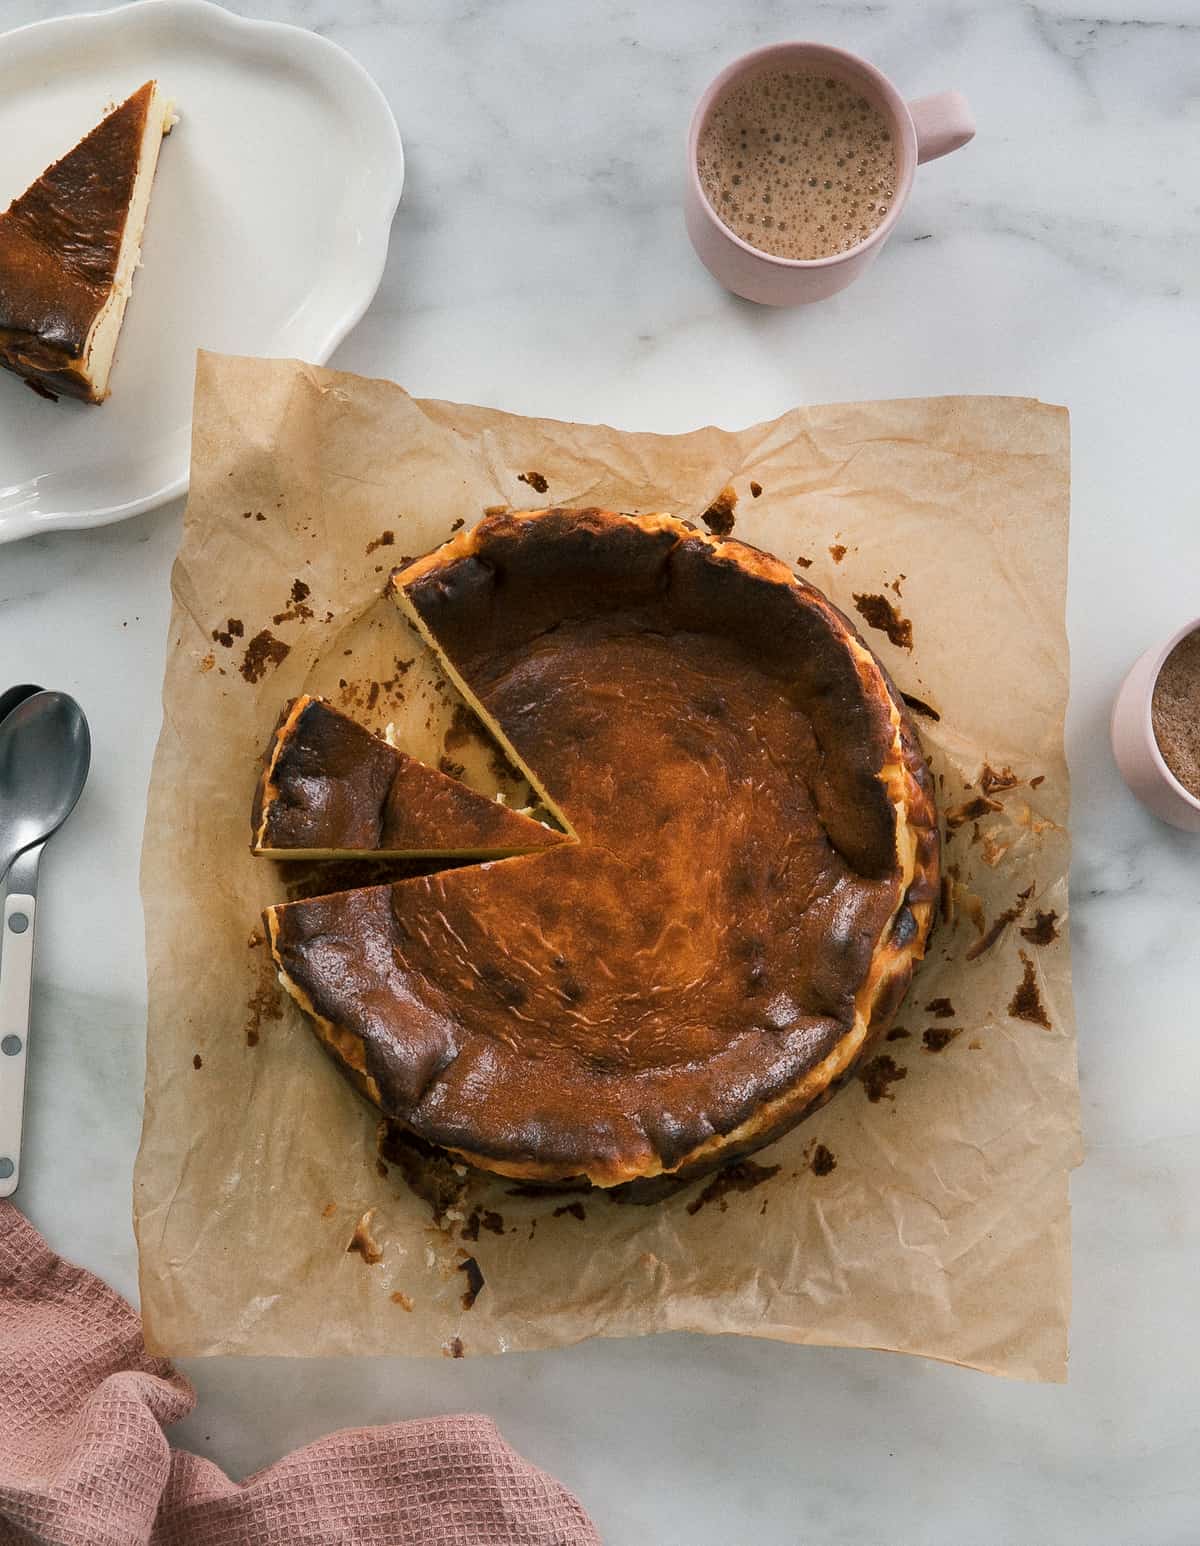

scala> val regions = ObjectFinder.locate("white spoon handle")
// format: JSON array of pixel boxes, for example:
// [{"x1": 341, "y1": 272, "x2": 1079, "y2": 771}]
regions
[{"x1": 0, "y1": 851, "x2": 39, "y2": 1198}]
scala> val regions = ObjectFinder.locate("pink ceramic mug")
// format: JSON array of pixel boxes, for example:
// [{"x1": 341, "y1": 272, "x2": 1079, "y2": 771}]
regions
[
  {"x1": 1111, "y1": 617, "x2": 1200, "y2": 833},
  {"x1": 685, "y1": 42, "x2": 975, "y2": 305}
]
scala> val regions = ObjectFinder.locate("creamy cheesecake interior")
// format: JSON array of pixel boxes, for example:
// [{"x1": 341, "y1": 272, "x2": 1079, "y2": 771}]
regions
[{"x1": 83, "y1": 83, "x2": 175, "y2": 400}]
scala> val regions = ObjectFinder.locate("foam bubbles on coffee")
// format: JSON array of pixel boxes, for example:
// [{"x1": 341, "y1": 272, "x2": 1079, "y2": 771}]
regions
[{"x1": 697, "y1": 70, "x2": 897, "y2": 260}]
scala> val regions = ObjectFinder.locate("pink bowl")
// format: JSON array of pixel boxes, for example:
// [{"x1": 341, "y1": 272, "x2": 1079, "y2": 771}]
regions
[{"x1": 1111, "y1": 617, "x2": 1200, "y2": 832}]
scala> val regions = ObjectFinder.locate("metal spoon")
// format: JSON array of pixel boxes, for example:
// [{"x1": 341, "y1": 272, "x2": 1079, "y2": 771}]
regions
[
  {"x1": 0, "y1": 691, "x2": 91, "y2": 1196},
  {"x1": 0, "y1": 690, "x2": 87, "y2": 877}
]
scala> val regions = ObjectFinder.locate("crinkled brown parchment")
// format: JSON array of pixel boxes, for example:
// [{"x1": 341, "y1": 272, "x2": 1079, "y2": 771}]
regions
[{"x1": 135, "y1": 352, "x2": 1079, "y2": 1380}]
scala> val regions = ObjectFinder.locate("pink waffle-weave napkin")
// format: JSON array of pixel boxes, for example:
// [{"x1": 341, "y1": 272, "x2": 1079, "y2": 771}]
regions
[{"x1": 0, "y1": 1202, "x2": 600, "y2": 1546}]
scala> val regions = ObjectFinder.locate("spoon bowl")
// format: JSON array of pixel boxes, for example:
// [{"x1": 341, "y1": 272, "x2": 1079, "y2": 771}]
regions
[{"x1": 0, "y1": 691, "x2": 91, "y2": 874}]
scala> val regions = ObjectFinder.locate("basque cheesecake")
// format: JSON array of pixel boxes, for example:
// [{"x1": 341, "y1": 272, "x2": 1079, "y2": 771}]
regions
[
  {"x1": 252, "y1": 695, "x2": 566, "y2": 859},
  {"x1": 265, "y1": 508, "x2": 939, "y2": 1192},
  {"x1": 0, "y1": 80, "x2": 174, "y2": 402}
]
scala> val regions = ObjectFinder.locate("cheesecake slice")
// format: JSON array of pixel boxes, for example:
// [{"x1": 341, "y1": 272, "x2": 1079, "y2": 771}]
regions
[
  {"x1": 252, "y1": 695, "x2": 567, "y2": 860},
  {"x1": 0, "y1": 80, "x2": 174, "y2": 403}
]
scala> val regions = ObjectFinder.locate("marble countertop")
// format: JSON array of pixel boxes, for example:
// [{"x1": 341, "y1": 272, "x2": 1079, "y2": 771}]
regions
[{"x1": 3, "y1": 0, "x2": 1199, "y2": 1540}]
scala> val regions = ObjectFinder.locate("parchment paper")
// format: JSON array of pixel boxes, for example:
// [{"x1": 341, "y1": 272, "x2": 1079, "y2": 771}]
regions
[{"x1": 135, "y1": 351, "x2": 1080, "y2": 1380}]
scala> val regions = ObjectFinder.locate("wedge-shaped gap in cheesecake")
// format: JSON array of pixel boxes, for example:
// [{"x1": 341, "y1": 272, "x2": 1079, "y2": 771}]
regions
[
  {"x1": 388, "y1": 543, "x2": 580, "y2": 843},
  {"x1": 292, "y1": 586, "x2": 541, "y2": 811}
]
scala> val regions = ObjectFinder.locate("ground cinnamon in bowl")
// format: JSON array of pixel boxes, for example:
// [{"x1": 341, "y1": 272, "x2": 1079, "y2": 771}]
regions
[{"x1": 1151, "y1": 628, "x2": 1200, "y2": 798}]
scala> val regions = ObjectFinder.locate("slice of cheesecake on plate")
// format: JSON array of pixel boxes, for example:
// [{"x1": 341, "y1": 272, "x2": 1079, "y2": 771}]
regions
[
  {"x1": 0, "y1": 79, "x2": 175, "y2": 403},
  {"x1": 252, "y1": 695, "x2": 568, "y2": 860}
]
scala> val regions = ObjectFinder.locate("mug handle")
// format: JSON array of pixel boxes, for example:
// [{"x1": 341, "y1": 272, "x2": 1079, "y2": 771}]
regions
[{"x1": 908, "y1": 91, "x2": 975, "y2": 165}]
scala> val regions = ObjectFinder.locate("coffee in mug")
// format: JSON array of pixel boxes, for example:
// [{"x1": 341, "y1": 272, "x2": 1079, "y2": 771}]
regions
[
  {"x1": 685, "y1": 43, "x2": 973, "y2": 304},
  {"x1": 696, "y1": 70, "x2": 897, "y2": 261}
]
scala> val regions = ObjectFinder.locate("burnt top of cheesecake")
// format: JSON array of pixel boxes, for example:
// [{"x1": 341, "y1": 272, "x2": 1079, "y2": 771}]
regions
[
  {"x1": 253, "y1": 695, "x2": 565, "y2": 857},
  {"x1": 397, "y1": 507, "x2": 905, "y2": 876},
  {"x1": 268, "y1": 509, "x2": 939, "y2": 1185},
  {"x1": 0, "y1": 81, "x2": 155, "y2": 381}
]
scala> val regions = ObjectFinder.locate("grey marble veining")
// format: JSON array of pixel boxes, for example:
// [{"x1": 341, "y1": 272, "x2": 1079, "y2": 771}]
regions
[{"x1": 2, "y1": 1, "x2": 1199, "y2": 1541}]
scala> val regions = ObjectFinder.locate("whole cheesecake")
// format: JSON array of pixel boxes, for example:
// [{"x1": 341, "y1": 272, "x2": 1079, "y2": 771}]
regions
[{"x1": 265, "y1": 509, "x2": 939, "y2": 1190}]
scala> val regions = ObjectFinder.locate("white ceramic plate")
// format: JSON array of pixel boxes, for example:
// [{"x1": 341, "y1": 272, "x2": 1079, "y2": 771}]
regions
[{"x1": 0, "y1": 0, "x2": 403, "y2": 543}]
